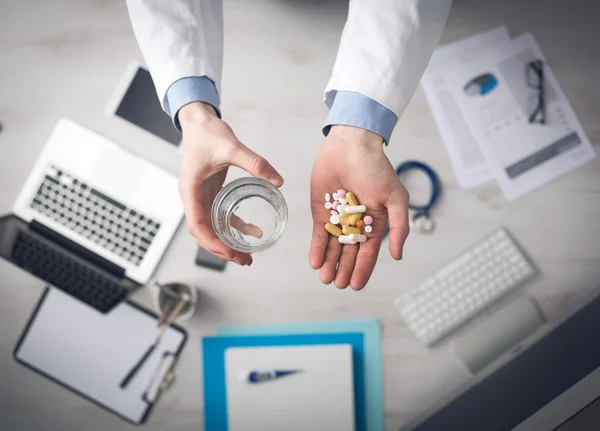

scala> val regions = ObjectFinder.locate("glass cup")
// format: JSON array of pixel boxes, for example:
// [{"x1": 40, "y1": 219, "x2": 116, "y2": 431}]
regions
[{"x1": 211, "y1": 177, "x2": 288, "y2": 253}]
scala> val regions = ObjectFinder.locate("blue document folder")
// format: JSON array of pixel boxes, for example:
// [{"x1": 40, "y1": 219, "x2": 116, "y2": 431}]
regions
[
  {"x1": 217, "y1": 318, "x2": 383, "y2": 431},
  {"x1": 202, "y1": 332, "x2": 365, "y2": 431}
]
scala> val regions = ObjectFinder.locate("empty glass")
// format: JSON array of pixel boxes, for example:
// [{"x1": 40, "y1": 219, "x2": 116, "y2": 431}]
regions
[{"x1": 211, "y1": 177, "x2": 288, "y2": 253}]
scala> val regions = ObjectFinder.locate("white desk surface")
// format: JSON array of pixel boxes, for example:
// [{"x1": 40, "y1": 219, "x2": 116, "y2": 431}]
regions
[{"x1": 1, "y1": 0, "x2": 599, "y2": 430}]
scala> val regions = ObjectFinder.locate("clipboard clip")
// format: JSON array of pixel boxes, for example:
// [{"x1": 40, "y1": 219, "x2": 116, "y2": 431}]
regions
[{"x1": 142, "y1": 351, "x2": 178, "y2": 404}]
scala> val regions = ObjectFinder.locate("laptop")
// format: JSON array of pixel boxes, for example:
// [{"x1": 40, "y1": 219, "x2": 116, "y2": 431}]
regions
[
  {"x1": 402, "y1": 288, "x2": 600, "y2": 431},
  {"x1": 0, "y1": 118, "x2": 183, "y2": 313}
]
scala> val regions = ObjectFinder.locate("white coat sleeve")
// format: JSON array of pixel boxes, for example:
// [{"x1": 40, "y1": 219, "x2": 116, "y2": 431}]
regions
[
  {"x1": 324, "y1": 0, "x2": 452, "y2": 119},
  {"x1": 125, "y1": 0, "x2": 224, "y2": 111}
]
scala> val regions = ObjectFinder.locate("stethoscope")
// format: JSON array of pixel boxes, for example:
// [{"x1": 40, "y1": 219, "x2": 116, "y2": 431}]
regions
[{"x1": 384, "y1": 160, "x2": 441, "y2": 237}]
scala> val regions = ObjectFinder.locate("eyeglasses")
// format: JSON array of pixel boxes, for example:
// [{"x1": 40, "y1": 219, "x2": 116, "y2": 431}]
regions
[{"x1": 526, "y1": 59, "x2": 546, "y2": 124}]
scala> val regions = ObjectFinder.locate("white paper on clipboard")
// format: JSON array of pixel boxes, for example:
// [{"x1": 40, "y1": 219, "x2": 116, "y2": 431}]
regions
[{"x1": 13, "y1": 287, "x2": 187, "y2": 424}]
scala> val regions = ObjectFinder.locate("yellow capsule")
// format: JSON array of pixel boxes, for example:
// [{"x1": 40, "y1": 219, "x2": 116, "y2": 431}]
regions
[
  {"x1": 340, "y1": 213, "x2": 351, "y2": 227},
  {"x1": 325, "y1": 223, "x2": 342, "y2": 237},
  {"x1": 349, "y1": 213, "x2": 362, "y2": 226},
  {"x1": 356, "y1": 220, "x2": 365, "y2": 230},
  {"x1": 346, "y1": 192, "x2": 358, "y2": 206},
  {"x1": 342, "y1": 226, "x2": 361, "y2": 235}
]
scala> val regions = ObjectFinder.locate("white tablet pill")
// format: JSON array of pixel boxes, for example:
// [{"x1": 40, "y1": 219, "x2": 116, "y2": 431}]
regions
[
  {"x1": 349, "y1": 234, "x2": 367, "y2": 243},
  {"x1": 344, "y1": 205, "x2": 367, "y2": 214},
  {"x1": 338, "y1": 235, "x2": 357, "y2": 245}
]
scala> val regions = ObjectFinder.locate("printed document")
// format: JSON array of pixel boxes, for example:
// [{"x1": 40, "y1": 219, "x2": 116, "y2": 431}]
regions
[
  {"x1": 444, "y1": 33, "x2": 596, "y2": 200},
  {"x1": 422, "y1": 26, "x2": 511, "y2": 189}
]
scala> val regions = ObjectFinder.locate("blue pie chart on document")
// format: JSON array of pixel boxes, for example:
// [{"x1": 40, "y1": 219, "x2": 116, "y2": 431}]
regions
[{"x1": 464, "y1": 73, "x2": 498, "y2": 96}]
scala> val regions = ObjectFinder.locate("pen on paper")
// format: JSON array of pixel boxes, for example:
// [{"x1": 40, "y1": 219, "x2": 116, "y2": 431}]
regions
[
  {"x1": 119, "y1": 295, "x2": 188, "y2": 389},
  {"x1": 240, "y1": 369, "x2": 302, "y2": 384}
]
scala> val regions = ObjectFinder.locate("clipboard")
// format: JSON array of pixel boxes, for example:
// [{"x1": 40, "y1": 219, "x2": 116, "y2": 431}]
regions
[{"x1": 13, "y1": 287, "x2": 188, "y2": 425}]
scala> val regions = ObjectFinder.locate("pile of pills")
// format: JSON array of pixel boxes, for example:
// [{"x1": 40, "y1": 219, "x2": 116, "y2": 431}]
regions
[{"x1": 324, "y1": 189, "x2": 373, "y2": 245}]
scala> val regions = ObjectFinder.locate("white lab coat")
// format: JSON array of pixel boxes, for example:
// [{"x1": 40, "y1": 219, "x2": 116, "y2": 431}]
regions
[{"x1": 125, "y1": 0, "x2": 452, "y2": 119}]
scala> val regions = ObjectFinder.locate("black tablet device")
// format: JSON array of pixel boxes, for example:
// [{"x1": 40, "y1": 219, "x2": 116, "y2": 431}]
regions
[{"x1": 108, "y1": 62, "x2": 181, "y2": 146}]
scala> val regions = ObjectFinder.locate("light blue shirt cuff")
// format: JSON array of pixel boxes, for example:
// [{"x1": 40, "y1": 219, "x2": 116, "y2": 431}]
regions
[
  {"x1": 323, "y1": 91, "x2": 397, "y2": 145},
  {"x1": 164, "y1": 76, "x2": 221, "y2": 131}
]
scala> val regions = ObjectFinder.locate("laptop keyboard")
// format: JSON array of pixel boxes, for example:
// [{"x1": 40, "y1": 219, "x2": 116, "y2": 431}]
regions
[
  {"x1": 29, "y1": 166, "x2": 161, "y2": 266},
  {"x1": 11, "y1": 230, "x2": 128, "y2": 313}
]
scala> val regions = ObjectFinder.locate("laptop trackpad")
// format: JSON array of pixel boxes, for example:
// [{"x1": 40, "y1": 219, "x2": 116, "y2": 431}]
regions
[{"x1": 89, "y1": 146, "x2": 145, "y2": 202}]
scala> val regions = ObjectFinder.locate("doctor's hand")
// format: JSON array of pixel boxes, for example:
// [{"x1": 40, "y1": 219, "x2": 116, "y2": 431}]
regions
[
  {"x1": 309, "y1": 126, "x2": 410, "y2": 290},
  {"x1": 178, "y1": 102, "x2": 284, "y2": 266}
]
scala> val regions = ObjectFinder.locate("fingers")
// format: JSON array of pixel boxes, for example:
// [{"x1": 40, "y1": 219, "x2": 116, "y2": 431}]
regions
[
  {"x1": 335, "y1": 243, "x2": 359, "y2": 289},
  {"x1": 350, "y1": 232, "x2": 383, "y2": 291},
  {"x1": 228, "y1": 143, "x2": 284, "y2": 187},
  {"x1": 309, "y1": 220, "x2": 330, "y2": 269},
  {"x1": 189, "y1": 222, "x2": 253, "y2": 266},
  {"x1": 319, "y1": 236, "x2": 341, "y2": 285},
  {"x1": 230, "y1": 213, "x2": 263, "y2": 239},
  {"x1": 205, "y1": 245, "x2": 253, "y2": 266},
  {"x1": 179, "y1": 179, "x2": 252, "y2": 266},
  {"x1": 386, "y1": 190, "x2": 410, "y2": 260},
  {"x1": 187, "y1": 219, "x2": 252, "y2": 265},
  {"x1": 180, "y1": 180, "x2": 234, "y2": 258}
]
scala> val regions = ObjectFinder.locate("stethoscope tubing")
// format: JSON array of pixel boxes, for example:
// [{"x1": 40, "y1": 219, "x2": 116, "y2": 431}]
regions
[{"x1": 383, "y1": 160, "x2": 441, "y2": 238}]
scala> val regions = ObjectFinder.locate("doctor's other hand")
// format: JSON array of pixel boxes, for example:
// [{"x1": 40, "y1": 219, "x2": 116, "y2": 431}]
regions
[
  {"x1": 178, "y1": 102, "x2": 284, "y2": 266},
  {"x1": 309, "y1": 125, "x2": 410, "y2": 290}
]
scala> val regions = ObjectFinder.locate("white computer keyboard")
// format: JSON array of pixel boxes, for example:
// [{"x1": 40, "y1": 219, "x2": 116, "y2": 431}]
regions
[{"x1": 395, "y1": 228, "x2": 537, "y2": 346}]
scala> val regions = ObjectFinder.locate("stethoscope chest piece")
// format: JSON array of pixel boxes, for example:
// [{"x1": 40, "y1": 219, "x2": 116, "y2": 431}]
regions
[{"x1": 410, "y1": 212, "x2": 435, "y2": 233}]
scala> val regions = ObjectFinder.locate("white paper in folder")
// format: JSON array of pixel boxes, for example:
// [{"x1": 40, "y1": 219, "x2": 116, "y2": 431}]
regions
[
  {"x1": 14, "y1": 287, "x2": 187, "y2": 424},
  {"x1": 225, "y1": 344, "x2": 355, "y2": 431}
]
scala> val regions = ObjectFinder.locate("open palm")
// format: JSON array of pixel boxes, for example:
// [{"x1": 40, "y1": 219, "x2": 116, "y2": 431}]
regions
[{"x1": 309, "y1": 127, "x2": 410, "y2": 290}]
